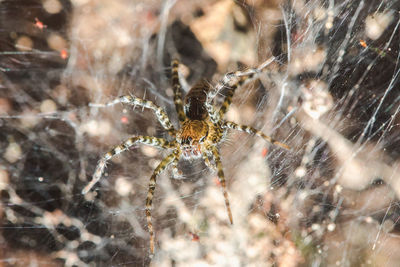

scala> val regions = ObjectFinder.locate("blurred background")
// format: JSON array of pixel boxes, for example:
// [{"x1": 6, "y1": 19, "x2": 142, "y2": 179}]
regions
[{"x1": 1, "y1": 0, "x2": 400, "y2": 266}]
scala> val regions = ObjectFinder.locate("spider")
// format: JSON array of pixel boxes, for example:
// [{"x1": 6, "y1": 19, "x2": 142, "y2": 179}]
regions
[{"x1": 82, "y1": 57, "x2": 290, "y2": 256}]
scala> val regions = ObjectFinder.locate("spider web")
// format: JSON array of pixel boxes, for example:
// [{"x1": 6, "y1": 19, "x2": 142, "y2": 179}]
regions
[{"x1": 1, "y1": 0, "x2": 400, "y2": 266}]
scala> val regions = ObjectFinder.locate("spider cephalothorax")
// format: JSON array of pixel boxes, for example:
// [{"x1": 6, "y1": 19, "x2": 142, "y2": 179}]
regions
[
  {"x1": 178, "y1": 119, "x2": 209, "y2": 159},
  {"x1": 82, "y1": 58, "x2": 289, "y2": 257}
]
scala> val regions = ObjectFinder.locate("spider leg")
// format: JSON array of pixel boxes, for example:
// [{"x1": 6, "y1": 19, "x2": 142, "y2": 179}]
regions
[
  {"x1": 218, "y1": 75, "x2": 247, "y2": 118},
  {"x1": 205, "y1": 101, "x2": 221, "y2": 124},
  {"x1": 171, "y1": 59, "x2": 186, "y2": 123},
  {"x1": 207, "y1": 57, "x2": 276, "y2": 119},
  {"x1": 170, "y1": 154, "x2": 184, "y2": 179},
  {"x1": 146, "y1": 150, "x2": 179, "y2": 256},
  {"x1": 90, "y1": 95, "x2": 176, "y2": 137},
  {"x1": 82, "y1": 136, "x2": 173, "y2": 194},
  {"x1": 209, "y1": 145, "x2": 233, "y2": 224},
  {"x1": 223, "y1": 121, "x2": 290, "y2": 150},
  {"x1": 210, "y1": 56, "x2": 276, "y2": 101},
  {"x1": 202, "y1": 152, "x2": 213, "y2": 170},
  {"x1": 205, "y1": 75, "x2": 242, "y2": 124}
]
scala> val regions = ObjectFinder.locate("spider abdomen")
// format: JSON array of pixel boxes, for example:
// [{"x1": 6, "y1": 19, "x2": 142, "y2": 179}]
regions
[{"x1": 184, "y1": 79, "x2": 209, "y2": 120}]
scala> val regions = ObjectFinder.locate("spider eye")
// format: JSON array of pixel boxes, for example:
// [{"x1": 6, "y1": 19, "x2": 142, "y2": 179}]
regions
[{"x1": 184, "y1": 136, "x2": 192, "y2": 144}]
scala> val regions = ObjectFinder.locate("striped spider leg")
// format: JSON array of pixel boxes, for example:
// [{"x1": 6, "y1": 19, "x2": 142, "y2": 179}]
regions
[
  {"x1": 83, "y1": 93, "x2": 181, "y2": 257},
  {"x1": 83, "y1": 134, "x2": 177, "y2": 257},
  {"x1": 222, "y1": 121, "x2": 290, "y2": 150},
  {"x1": 207, "y1": 145, "x2": 233, "y2": 224},
  {"x1": 170, "y1": 155, "x2": 184, "y2": 179},
  {"x1": 214, "y1": 57, "x2": 290, "y2": 151},
  {"x1": 209, "y1": 56, "x2": 276, "y2": 101},
  {"x1": 82, "y1": 136, "x2": 173, "y2": 194},
  {"x1": 171, "y1": 59, "x2": 186, "y2": 123},
  {"x1": 82, "y1": 94, "x2": 177, "y2": 194},
  {"x1": 201, "y1": 147, "x2": 233, "y2": 224},
  {"x1": 206, "y1": 56, "x2": 276, "y2": 123},
  {"x1": 89, "y1": 95, "x2": 176, "y2": 137},
  {"x1": 146, "y1": 149, "x2": 180, "y2": 256}
]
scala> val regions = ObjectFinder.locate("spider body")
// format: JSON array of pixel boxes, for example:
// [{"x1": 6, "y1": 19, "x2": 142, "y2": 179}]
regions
[
  {"x1": 179, "y1": 79, "x2": 225, "y2": 159},
  {"x1": 83, "y1": 58, "x2": 289, "y2": 256}
]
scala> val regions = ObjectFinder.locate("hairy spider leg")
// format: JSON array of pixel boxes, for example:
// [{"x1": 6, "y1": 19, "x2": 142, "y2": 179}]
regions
[
  {"x1": 223, "y1": 121, "x2": 290, "y2": 150},
  {"x1": 218, "y1": 74, "x2": 248, "y2": 118},
  {"x1": 205, "y1": 101, "x2": 221, "y2": 124},
  {"x1": 202, "y1": 152, "x2": 214, "y2": 170},
  {"x1": 210, "y1": 56, "x2": 276, "y2": 101},
  {"x1": 206, "y1": 56, "x2": 276, "y2": 123},
  {"x1": 90, "y1": 95, "x2": 176, "y2": 137},
  {"x1": 146, "y1": 150, "x2": 179, "y2": 256},
  {"x1": 209, "y1": 145, "x2": 233, "y2": 224},
  {"x1": 171, "y1": 59, "x2": 186, "y2": 123},
  {"x1": 170, "y1": 153, "x2": 184, "y2": 179},
  {"x1": 206, "y1": 70, "x2": 254, "y2": 123},
  {"x1": 82, "y1": 136, "x2": 172, "y2": 194}
]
